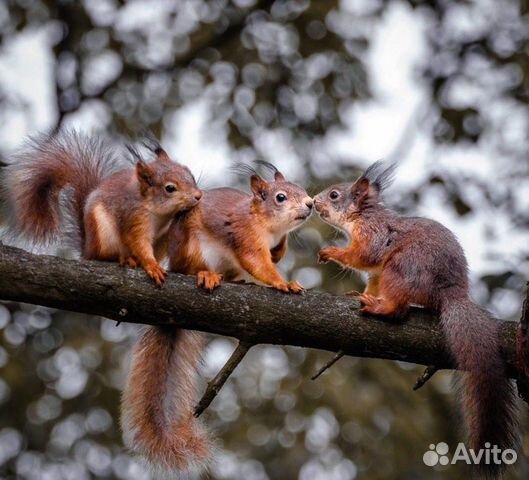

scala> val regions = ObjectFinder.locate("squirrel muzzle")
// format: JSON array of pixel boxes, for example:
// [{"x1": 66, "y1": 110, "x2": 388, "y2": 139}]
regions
[{"x1": 294, "y1": 197, "x2": 313, "y2": 221}]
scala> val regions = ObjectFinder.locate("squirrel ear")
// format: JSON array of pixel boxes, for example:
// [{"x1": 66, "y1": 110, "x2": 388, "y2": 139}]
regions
[
  {"x1": 354, "y1": 178, "x2": 370, "y2": 194},
  {"x1": 351, "y1": 177, "x2": 371, "y2": 204},
  {"x1": 154, "y1": 148, "x2": 171, "y2": 163},
  {"x1": 250, "y1": 175, "x2": 268, "y2": 200},
  {"x1": 141, "y1": 132, "x2": 172, "y2": 162},
  {"x1": 274, "y1": 171, "x2": 285, "y2": 182},
  {"x1": 136, "y1": 160, "x2": 154, "y2": 187}
]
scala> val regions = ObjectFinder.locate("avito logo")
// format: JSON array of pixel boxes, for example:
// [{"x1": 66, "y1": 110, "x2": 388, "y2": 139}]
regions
[{"x1": 423, "y1": 442, "x2": 517, "y2": 467}]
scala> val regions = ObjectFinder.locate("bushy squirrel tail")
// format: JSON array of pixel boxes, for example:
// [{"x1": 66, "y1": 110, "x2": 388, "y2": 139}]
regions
[
  {"x1": 121, "y1": 326, "x2": 211, "y2": 479},
  {"x1": 2, "y1": 131, "x2": 120, "y2": 246},
  {"x1": 440, "y1": 291, "x2": 518, "y2": 478}
]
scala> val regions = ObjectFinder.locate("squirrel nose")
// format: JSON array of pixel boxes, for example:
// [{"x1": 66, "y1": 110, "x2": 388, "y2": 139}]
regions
[
  {"x1": 305, "y1": 198, "x2": 314, "y2": 209},
  {"x1": 194, "y1": 191, "x2": 203, "y2": 201}
]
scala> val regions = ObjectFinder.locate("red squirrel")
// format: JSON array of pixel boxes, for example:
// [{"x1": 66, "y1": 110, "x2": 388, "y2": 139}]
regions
[
  {"x1": 121, "y1": 164, "x2": 313, "y2": 476},
  {"x1": 169, "y1": 164, "x2": 314, "y2": 291},
  {"x1": 314, "y1": 161, "x2": 518, "y2": 478},
  {"x1": 2, "y1": 131, "x2": 202, "y2": 286}
]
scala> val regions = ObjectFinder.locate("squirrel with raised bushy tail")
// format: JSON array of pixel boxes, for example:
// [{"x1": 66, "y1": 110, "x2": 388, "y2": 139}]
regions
[
  {"x1": 314, "y1": 160, "x2": 519, "y2": 479},
  {"x1": 2, "y1": 130, "x2": 202, "y2": 286}
]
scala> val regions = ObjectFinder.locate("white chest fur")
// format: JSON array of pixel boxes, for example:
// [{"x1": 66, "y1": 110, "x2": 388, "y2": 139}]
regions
[
  {"x1": 198, "y1": 233, "x2": 239, "y2": 273},
  {"x1": 268, "y1": 231, "x2": 284, "y2": 250},
  {"x1": 197, "y1": 232, "x2": 258, "y2": 283},
  {"x1": 92, "y1": 204, "x2": 121, "y2": 255}
]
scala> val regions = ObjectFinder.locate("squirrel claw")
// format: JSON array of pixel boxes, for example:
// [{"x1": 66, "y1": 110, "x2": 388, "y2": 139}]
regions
[
  {"x1": 357, "y1": 294, "x2": 392, "y2": 316},
  {"x1": 318, "y1": 247, "x2": 338, "y2": 264},
  {"x1": 287, "y1": 280, "x2": 304, "y2": 294},
  {"x1": 317, "y1": 250, "x2": 329, "y2": 264},
  {"x1": 273, "y1": 280, "x2": 304, "y2": 294},
  {"x1": 357, "y1": 293, "x2": 378, "y2": 307},
  {"x1": 144, "y1": 263, "x2": 167, "y2": 288},
  {"x1": 197, "y1": 271, "x2": 223, "y2": 292}
]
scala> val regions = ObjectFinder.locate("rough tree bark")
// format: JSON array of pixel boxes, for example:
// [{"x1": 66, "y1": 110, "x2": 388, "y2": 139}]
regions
[{"x1": 0, "y1": 243, "x2": 520, "y2": 377}]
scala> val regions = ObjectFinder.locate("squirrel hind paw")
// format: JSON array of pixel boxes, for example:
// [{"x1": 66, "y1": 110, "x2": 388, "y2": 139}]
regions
[
  {"x1": 358, "y1": 294, "x2": 404, "y2": 317},
  {"x1": 197, "y1": 271, "x2": 223, "y2": 292}
]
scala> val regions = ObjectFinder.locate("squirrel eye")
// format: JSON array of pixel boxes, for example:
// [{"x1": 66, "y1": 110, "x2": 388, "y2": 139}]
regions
[
  {"x1": 329, "y1": 190, "x2": 340, "y2": 200},
  {"x1": 275, "y1": 192, "x2": 287, "y2": 203},
  {"x1": 165, "y1": 184, "x2": 177, "y2": 193}
]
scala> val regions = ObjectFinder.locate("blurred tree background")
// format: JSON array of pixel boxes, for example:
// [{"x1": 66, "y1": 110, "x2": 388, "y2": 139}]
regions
[{"x1": 0, "y1": 0, "x2": 528, "y2": 479}]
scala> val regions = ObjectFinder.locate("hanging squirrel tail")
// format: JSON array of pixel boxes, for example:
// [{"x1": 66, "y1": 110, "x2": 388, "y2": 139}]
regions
[
  {"x1": 2, "y1": 131, "x2": 121, "y2": 247},
  {"x1": 121, "y1": 326, "x2": 211, "y2": 479},
  {"x1": 440, "y1": 290, "x2": 518, "y2": 478}
]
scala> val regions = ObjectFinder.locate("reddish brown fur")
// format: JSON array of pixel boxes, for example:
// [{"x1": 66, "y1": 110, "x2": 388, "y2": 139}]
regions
[
  {"x1": 122, "y1": 170, "x2": 311, "y2": 476},
  {"x1": 3, "y1": 131, "x2": 201, "y2": 287},
  {"x1": 3, "y1": 132, "x2": 118, "y2": 243},
  {"x1": 168, "y1": 172, "x2": 313, "y2": 293},
  {"x1": 5, "y1": 132, "x2": 209, "y2": 473},
  {"x1": 315, "y1": 161, "x2": 518, "y2": 479},
  {"x1": 82, "y1": 151, "x2": 202, "y2": 286},
  {"x1": 121, "y1": 327, "x2": 210, "y2": 474}
]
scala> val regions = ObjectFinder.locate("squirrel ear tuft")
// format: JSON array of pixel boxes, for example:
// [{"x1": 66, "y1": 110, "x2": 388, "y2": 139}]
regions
[
  {"x1": 141, "y1": 133, "x2": 171, "y2": 162},
  {"x1": 136, "y1": 160, "x2": 154, "y2": 187},
  {"x1": 250, "y1": 174, "x2": 268, "y2": 200},
  {"x1": 274, "y1": 171, "x2": 285, "y2": 182},
  {"x1": 361, "y1": 160, "x2": 397, "y2": 194},
  {"x1": 126, "y1": 144, "x2": 142, "y2": 163}
]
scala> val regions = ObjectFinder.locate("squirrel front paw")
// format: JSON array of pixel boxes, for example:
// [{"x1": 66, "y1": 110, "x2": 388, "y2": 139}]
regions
[
  {"x1": 197, "y1": 271, "x2": 223, "y2": 292},
  {"x1": 273, "y1": 280, "x2": 304, "y2": 294},
  {"x1": 143, "y1": 262, "x2": 167, "y2": 288},
  {"x1": 120, "y1": 255, "x2": 139, "y2": 269},
  {"x1": 287, "y1": 280, "x2": 304, "y2": 294},
  {"x1": 318, "y1": 247, "x2": 339, "y2": 264}
]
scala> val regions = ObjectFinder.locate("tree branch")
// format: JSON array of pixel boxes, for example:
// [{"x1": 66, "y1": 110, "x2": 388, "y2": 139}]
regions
[
  {"x1": 194, "y1": 340, "x2": 252, "y2": 417},
  {"x1": 312, "y1": 350, "x2": 345, "y2": 380},
  {"x1": 413, "y1": 365, "x2": 440, "y2": 391},
  {"x1": 0, "y1": 244, "x2": 520, "y2": 376}
]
